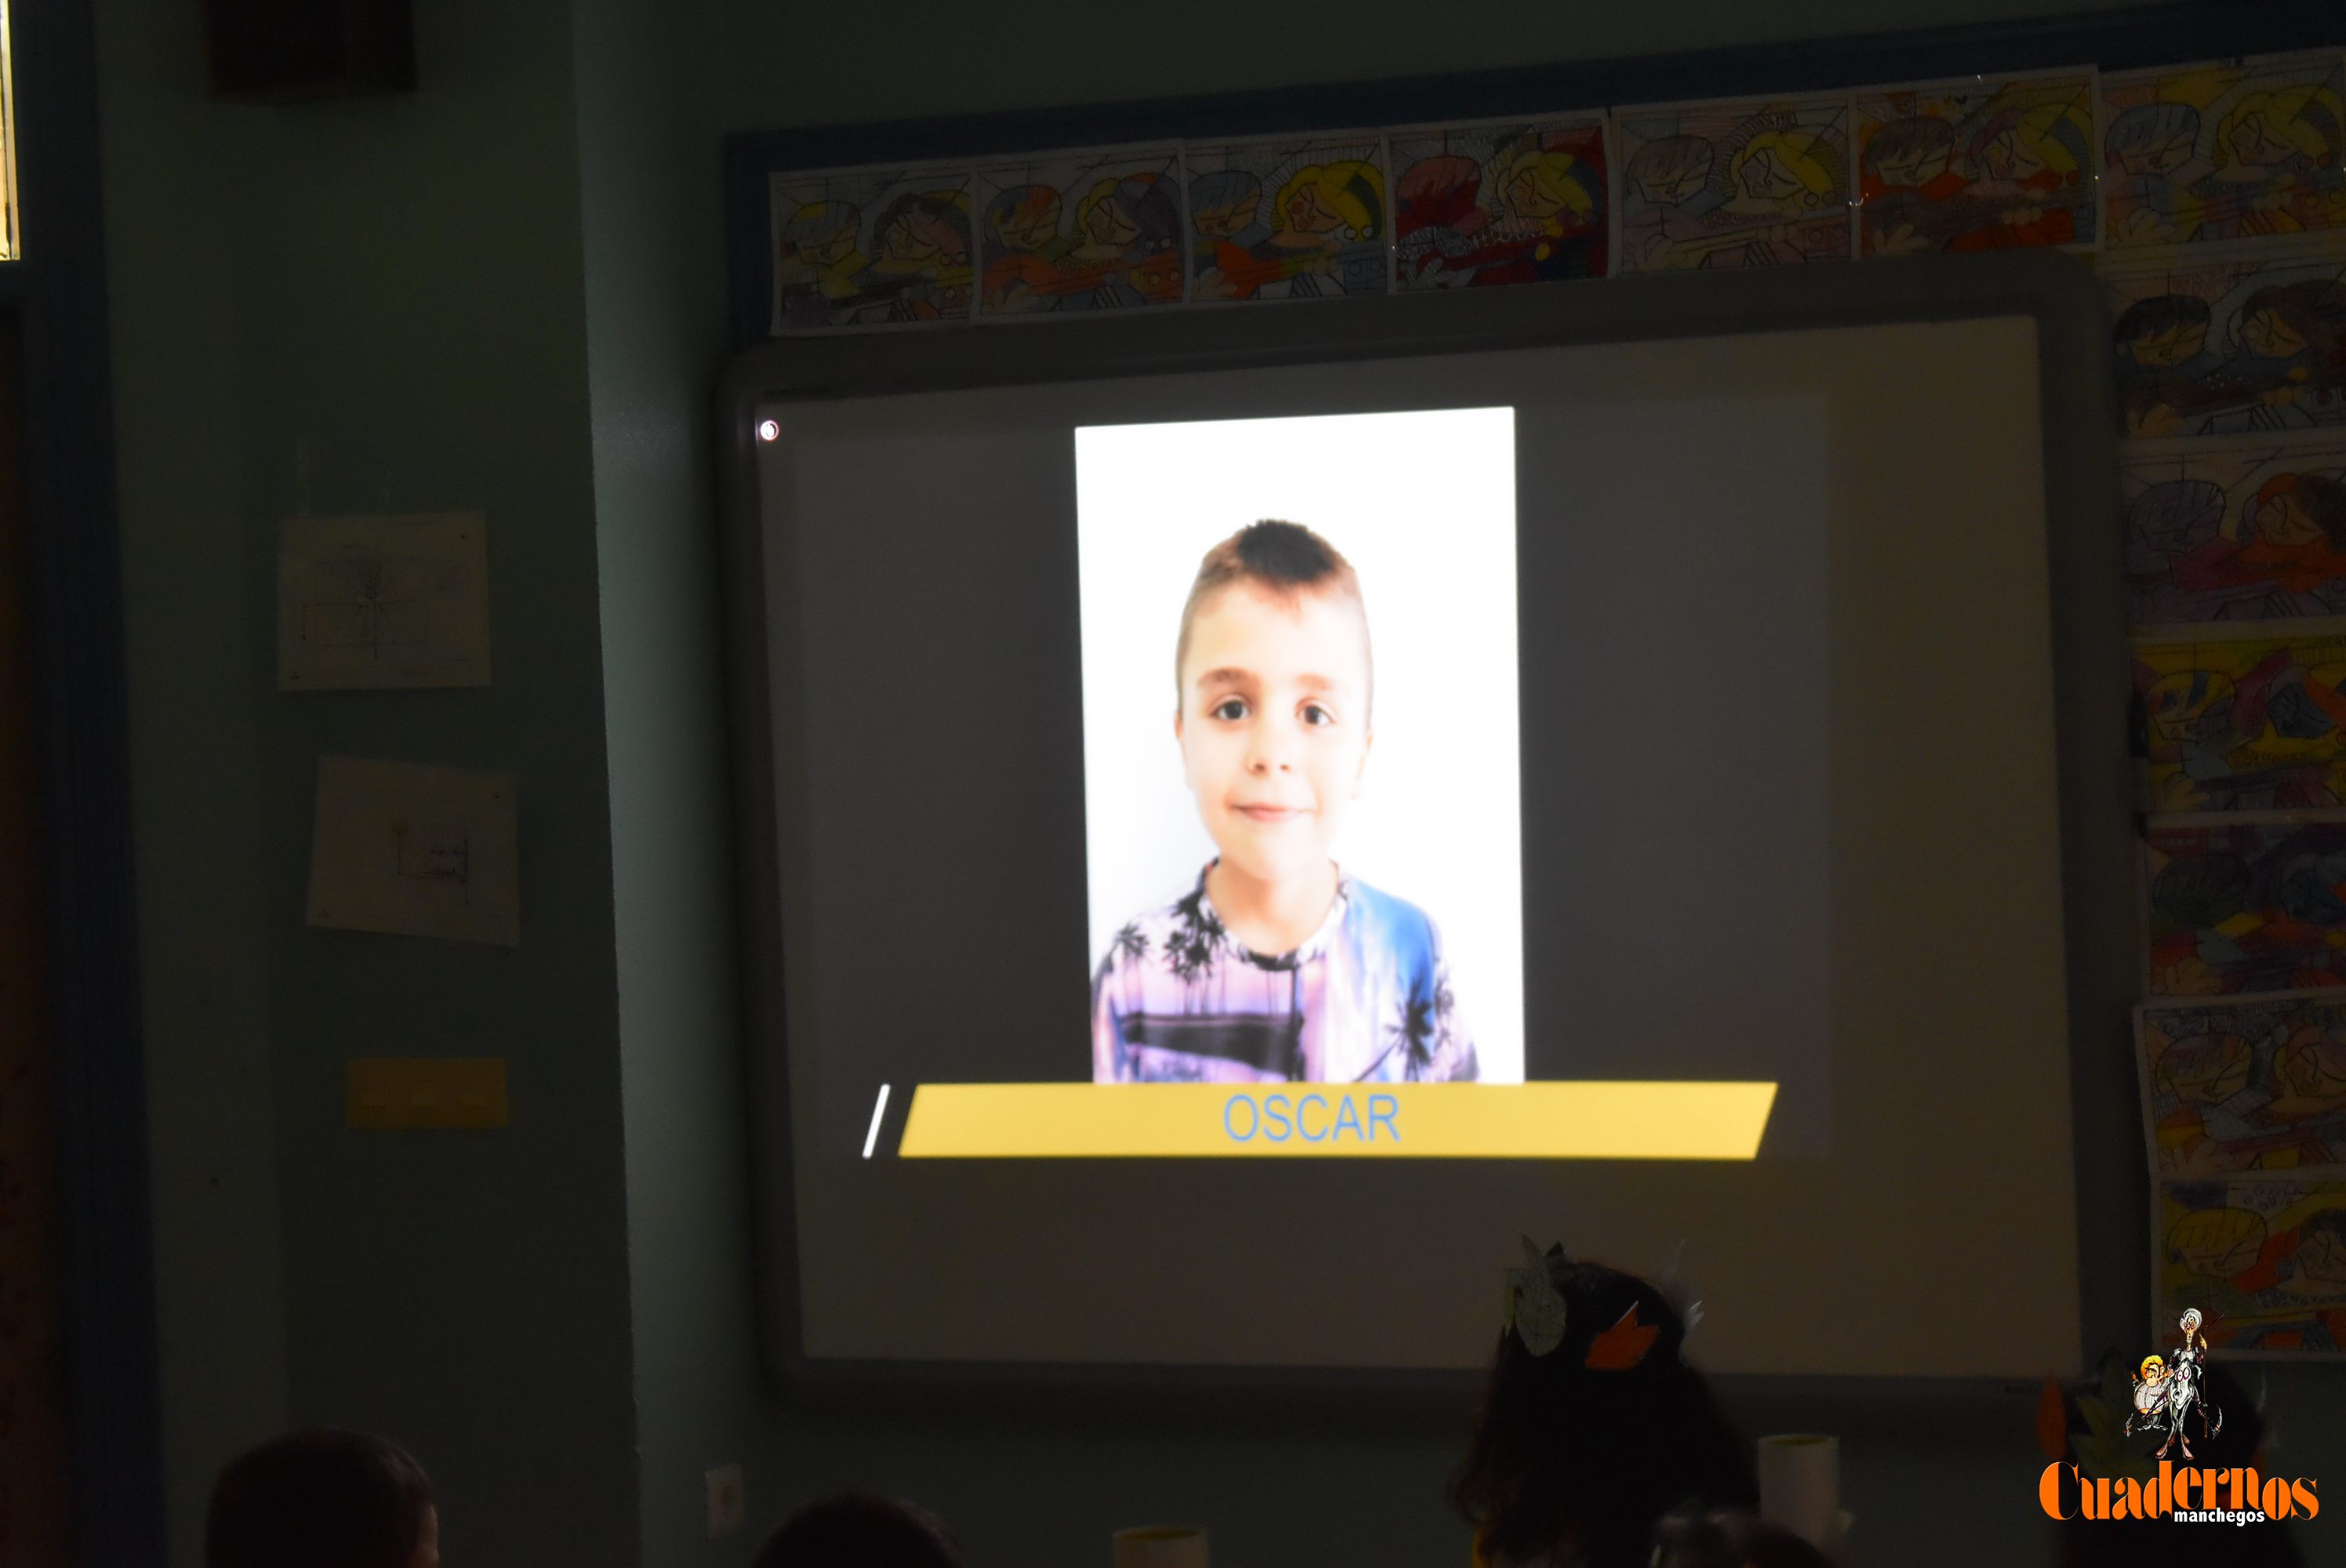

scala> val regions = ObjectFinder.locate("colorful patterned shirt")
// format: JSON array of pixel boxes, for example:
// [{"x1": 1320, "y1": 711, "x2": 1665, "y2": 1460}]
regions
[{"x1": 1091, "y1": 865, "x2": 1476, "y2": 1083}]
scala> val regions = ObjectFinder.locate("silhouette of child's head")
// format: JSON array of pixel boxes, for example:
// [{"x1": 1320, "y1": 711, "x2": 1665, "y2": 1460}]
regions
[
  {"x1": 1452, "y1": 1250, "x2": 1756, "y2": 1568},
  {"x1": 754, "y1": 1493, "x2": 964, "y2": 1568},
  {"x1": 206, "y1": 1429, "x2": 436, "y2": 1568}
]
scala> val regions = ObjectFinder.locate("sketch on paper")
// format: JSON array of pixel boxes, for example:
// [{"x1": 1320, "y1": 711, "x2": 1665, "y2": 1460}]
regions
[
  {"x1": 2103, "y1": 238, "x2": 2346, "y2": 440},
  {"x1": 2160, "y1": 1177, "x2": 2346, "y2": 1355},
  {"x1": 1614, "y1": 94, "x2": 1853, "y2": 272},
  {"x1": 2126, "y1": 437, "x2": 2346, "y2": 624},
  {"x1": 769, "y1": 165, "x2": 974, "y2": 332},
  {"x1": 278, "y1": 514, "x2": 490, "y2": 691},
  {"x1": 2145, "y1": 817, "x2": 2346, "y2": 997},
  {"x1": 1388, "y1": 116, "x2": 1608, "y2": 289},
  {"x1": 2134, "y1": 631, "x2": 2346, "y2": 810},
  {"x1": 2139, "y1": 1000, "x2": 2346, "y2": 1179},
  {"x1": 307, "y1": 756, "x2": 519, "y2": 946},
  {"x1": 1854, "y1": 71, "x2": 2097, "y2": 256},
  {"x1": 2102, "y1": 53, "x2": 2346, "y2": 249},
  {"x1": 1183, "y1": 136, "x2": 1389, "y2": 303},
  {"x1": 973, "y1": 146, "x2": 1184, "y2": 316}
]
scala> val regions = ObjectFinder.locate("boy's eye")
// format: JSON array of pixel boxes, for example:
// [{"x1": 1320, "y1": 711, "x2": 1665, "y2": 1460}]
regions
[
  {"x1": 1211, "y1": 698, "x2": 1249, "y2": 721},
  {"x1": 1302, "y1": 702, "x2": 1335, "y2": 726}
]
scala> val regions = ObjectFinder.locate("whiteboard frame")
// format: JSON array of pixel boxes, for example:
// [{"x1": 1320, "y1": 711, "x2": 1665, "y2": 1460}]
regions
[{"x1": 714, "y1": 251, "x2": 2131, "y2": 1432}]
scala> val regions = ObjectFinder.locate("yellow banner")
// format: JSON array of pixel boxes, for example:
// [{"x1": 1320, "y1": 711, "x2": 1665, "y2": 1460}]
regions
[{"x1": 895, "y1": 1081, "x2": 1776, "y2": 1160}]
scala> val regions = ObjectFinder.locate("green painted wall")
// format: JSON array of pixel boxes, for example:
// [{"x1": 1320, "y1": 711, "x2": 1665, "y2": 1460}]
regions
[
  {"x1": 717, "y1": 0, "x2": 2150, "y2": 127},
  {"x1": 98, "y1": 0, "x2": 2346, "y2": 1564},
  {"x1": 98, "y1": 1, "x2": 640, "y2": 1563}
]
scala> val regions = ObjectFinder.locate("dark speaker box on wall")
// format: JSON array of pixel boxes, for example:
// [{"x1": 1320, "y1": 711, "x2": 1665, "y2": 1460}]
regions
[{"x1": 204, "y1": 0, "x2": 416, "y2": 103}]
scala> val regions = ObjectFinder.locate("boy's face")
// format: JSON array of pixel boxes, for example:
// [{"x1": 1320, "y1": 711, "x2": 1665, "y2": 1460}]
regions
[{"x1": 1176, "y1": 582, "x2": 1371, "y2": 891}]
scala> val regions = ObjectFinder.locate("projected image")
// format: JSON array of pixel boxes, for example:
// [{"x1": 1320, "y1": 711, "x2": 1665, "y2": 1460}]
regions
[{"x1": 1077, "y1": 410, "x2": 1525, "y2": 1085}]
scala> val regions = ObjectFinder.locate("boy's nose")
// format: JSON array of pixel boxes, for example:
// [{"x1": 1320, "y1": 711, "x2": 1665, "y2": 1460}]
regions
[{"x1": 1245, "y1": 736, "x2": 1294, "y2": 772}]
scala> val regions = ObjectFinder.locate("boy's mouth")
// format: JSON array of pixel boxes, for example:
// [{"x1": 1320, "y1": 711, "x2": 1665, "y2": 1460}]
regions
[{"x1": 1233, "y1": 804, "x2": 1310, "y2": 824}]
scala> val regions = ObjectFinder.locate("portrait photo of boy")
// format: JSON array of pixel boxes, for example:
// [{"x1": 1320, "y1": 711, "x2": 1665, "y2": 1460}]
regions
[{"x1": 1077, "y1": 410, "x2": 1524, "y2": 1085}]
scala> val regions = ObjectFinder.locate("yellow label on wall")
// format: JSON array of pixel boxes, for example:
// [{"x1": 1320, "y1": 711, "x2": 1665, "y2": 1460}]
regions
[{"x1": 346, "y1": 1058, "x2": 509, "y2": 1131}]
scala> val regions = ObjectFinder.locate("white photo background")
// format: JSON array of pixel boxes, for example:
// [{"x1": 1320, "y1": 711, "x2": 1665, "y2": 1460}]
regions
[{"x1": 1076, "y1": 408, "x2": 1526, "y2": 1083}]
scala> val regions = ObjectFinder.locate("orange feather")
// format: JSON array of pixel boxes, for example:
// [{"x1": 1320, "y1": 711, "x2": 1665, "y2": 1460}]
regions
[{"x1": 1584, "y1": 1304, "x2": 1659, "y2": 1370}]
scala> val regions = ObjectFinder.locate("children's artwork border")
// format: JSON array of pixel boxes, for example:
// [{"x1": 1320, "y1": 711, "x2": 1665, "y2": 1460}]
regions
[
  {"x1": 2099, "y1": 233, "x2": 2346, "y2": 441},
  {"x1": 2101, "y1": 51, "x2": 2346, "y2": 251},
  {"x1": 1609, "y1": 89, "x2": 1857, "y2": 274},
  {"x1": 971, "y1": 143, "x2": 1186, "y2": 318},
  {"x1": 1180, "y1": 132, "x2": 1394, "y2": 306},
  {"x1": 1384, "y1": 112, "x2": 1611, "y2": 289},
  {"x1": 739, "y1": 42, "x2": 2346, "y2": 336},
  {"x1": 2123, "y1": 436, "x2": 2346, "y2": 626},
  {"x1": 1853, "y1": 67, "x2": 2102, "y2": 257},
  {"x1": 768, "y1": 162, "x2": 977, "y2": 334},
  {"x1": 2136, "y1": 998, "x2": 2346, "y2": 1181},
  {"x1": 2155, "y1": 1174, "x2": 2346, "y2": 1356},
  {"x1": 2131, "y1": 628, "x2": 2346, "y2": 811}
]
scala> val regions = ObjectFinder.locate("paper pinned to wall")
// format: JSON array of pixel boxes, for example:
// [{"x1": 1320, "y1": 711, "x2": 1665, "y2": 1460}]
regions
[
  {"x1": 2101, "y1": 51, "x2": 2346, "y2": 251},
  {"x1": 307, "y1": 756, "x2": 519, "y2": 946},
  {"x1": 1853, "y1": 68, "x2": 2100, "y2": 256},
  {"x1": 2099, "y1": 235, "x2": 2346, "y2": 441},
  {"x1": 2137, "y1": 999, "x2": 2346, "y2": 1181},
  {"x1": 2133, "y1": 628, "x2": 2346, "y2": 811},
  {"x1": 1612, "y1": 92, "x2": 1856, "y2": 272},
  {"x1": 973, "y1": 144, "x2": 1185, "y2": 316},
  {"x1": 2159, "y1": 1176, "x2": 2346, "y2": 1356},
  {"x1": 1182, "y1": 133, "x2": 1392, "y2": 303},
  {"x1": 278, "y1": 513, "x2": 491, "y2": 690},
  {"x1": 1387, "y1": 114, "x2": 1610, "y2": 289}
]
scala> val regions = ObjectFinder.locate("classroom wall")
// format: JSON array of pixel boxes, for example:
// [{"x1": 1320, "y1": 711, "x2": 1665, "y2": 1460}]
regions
[
  {"x1": 95, "y1": 0, "x2": 2346, "y2": 1564},
  {"x1": 717, "y1": 0, "x2": 2144, "y2": 129},
  {"x1": 96, "y1": 2, "x2": 641, "y2": 1563}
]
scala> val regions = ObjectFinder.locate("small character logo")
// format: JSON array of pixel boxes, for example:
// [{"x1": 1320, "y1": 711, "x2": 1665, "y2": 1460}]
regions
[{"x1": 2125, "y1": 1308, "x2": 2225, "y2": 1461}]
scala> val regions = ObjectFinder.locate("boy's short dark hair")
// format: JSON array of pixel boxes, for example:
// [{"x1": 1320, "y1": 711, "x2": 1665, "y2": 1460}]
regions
[
  {"x1": 206, "y1": 1428, "x2": 432, "y2": 1568},
  {"x1": 754, "y1": 1493, "x2": 964, "y2": 1568},
  {"x1": 1175, "y1": 519, "x2": 1368, "y2": 704}
]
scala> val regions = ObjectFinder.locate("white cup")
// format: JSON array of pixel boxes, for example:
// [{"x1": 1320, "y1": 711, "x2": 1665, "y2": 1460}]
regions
[
  {"x1": 1112, "y1": 1526, "x2": 1208, "y2": 1568},
  {"x1": 1756, "y1": 1432, "x2": 1839, "y2": 1549}
]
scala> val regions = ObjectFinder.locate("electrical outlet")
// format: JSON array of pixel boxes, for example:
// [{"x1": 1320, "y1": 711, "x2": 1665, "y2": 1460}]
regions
[{"x1": 705, "y1": 1463, "x2": 746, "y2": 1538}]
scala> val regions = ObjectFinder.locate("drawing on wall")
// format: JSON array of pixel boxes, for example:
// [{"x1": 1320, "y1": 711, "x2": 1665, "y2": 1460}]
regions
[
  {"x1": 769, "y1": 164, "x2": 975, "y2": 332},
  {"x1": 278, "y1": 514, "x2": 490, "y2": 691},
  {"x1": 2145, "y1": 816, "x2": 2346, "y2": 997},
  {"x1": 974, "y1": 146, "x2": 1185, "y2": 315},
  {"x1": 1182, "y1": 135, "x2": 1389, "y2": 303},
  {"x1": 2135, "y1": 631, "x2": 2346, "y2": 810},
  {"x1": 1388, "y1": 116, "x2": 1608, "y2": 289},
  {"x1": 307, "y1": 756, "x2": 520, "y2": 946},
  {"x1": 1613, "y1": 93, "x2": 1854, "y2": 272},
  {"x1": 2139, "y1": 1000, "x2": 2346, "y2": 1179},
  {"x1": 2160, "y1": 1177, "x2": 2346, "y2": 1355},
  {"x1": 2101, "y1": 52, "x2": 2346, "y2": 249},
  {"x1": 2104, "y1": 238, "x2": 2346, "y2": 440},
  {"x1": 1854, "y1": 71, "x2": 2098, "y2": 256},
  {"x1": 2125, "y1": 437, "x2": 2346, "y2": 624}
]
